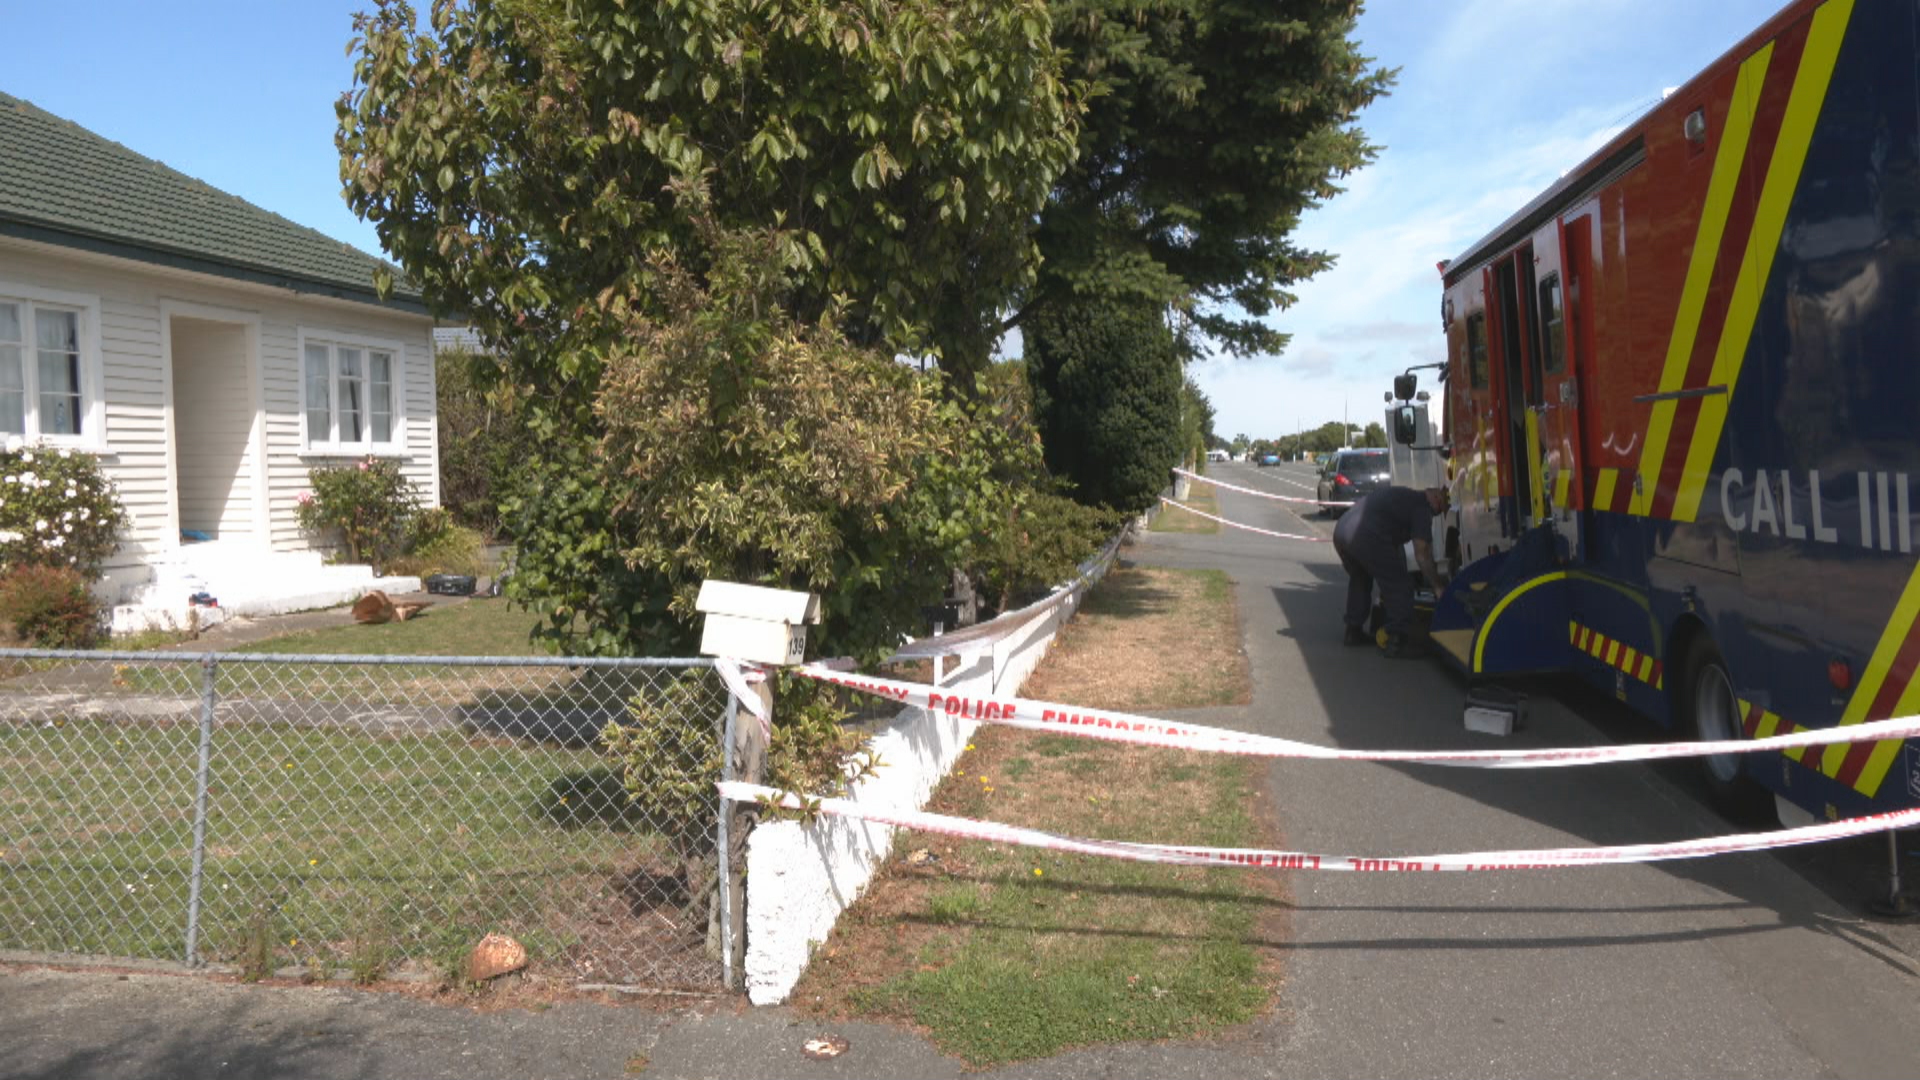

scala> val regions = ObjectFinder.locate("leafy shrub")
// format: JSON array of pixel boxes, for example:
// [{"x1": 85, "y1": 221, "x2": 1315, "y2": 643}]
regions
[
  {"x1": 0, "y1": 445, "x2": 127, "y2": 578},
  {"x1": 435, "y1": 345, "x2": 517, "y2": 537},
  {"x1": 601, "y1": 674, "x2": 878, "y2": 874},
  {"x1": 386, "y1": 508, "x2": 488, "y2": 578},
  {"x1": 0, "y1": 563, "x2": 101, "y2": 648},
  {"x1": 295, "y1": 456, "x2": 421, "y2": 566},
  {"x1": 601, "y1": 672, "x2": 729, "y2": 864},
  {"x1": 974, "y1": 490, "x2": 1124, "y2": 614},
  {"x1": 764, "y1": 676, "x2": 883, "y2": 798}
]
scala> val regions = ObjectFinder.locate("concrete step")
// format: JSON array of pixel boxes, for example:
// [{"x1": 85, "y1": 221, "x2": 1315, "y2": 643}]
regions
[{"x1": 111, "y1": 542, "x2": 422, "y2": 635}]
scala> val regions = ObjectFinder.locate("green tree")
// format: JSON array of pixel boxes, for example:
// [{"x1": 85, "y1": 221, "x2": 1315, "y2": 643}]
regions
[
  {"x1": 1230, "y1": 433, "x2": 1250, "y2": 457},
  {"x1": 339, "y1": 0, "x2": 1079, "y2": 405},
  {"x1": 1027, "y1": 297, "x2": 1183, "y2": 514},
  {"x1": 590, "y1": 206, "x2": 950, "y2": 659},
  {"x1": 501, "y1": 188, "x2": 1104, "y2": 660},
  {"x1": 1361, "y1": 421, "x2": 1388, "y2": 449},
  {"x1": 1017, "y1": 1, "x2": 1395, "y2": 360},
  {"x1": 434, "y1": 344, "x2": 516, "y2": 537},
  {"x1": 1176, "y1": 375, "x2": 1215, "y2": 468}
]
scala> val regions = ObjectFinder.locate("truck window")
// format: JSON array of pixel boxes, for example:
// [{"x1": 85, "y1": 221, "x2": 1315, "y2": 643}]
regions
[
  {"x1": 1467, "y1": 312, "x2": 1489, "y2": 389},
  {"x1": 1539, "y1": 274, "x2": 1565, "y2": 374}
]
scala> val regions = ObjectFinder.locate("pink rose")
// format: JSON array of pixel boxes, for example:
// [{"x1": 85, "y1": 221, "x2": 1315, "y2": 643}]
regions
[{"x1": 296, "y1": 491, "x2": 315, "y2": 506}]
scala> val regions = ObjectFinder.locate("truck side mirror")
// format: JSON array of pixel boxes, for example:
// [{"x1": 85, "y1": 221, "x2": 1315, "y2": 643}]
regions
[
  {"x1": 1392, "y1": 373, "x2": 1417, "y2": 401},
  {"x1": 1393, "y1": 405, "x2": 1418, "y2": 446}
]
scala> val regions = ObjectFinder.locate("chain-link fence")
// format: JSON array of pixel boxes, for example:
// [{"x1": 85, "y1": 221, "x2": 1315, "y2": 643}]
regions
[{"x1": 0, "y1": 649, "x2": 733, "y2": 991}]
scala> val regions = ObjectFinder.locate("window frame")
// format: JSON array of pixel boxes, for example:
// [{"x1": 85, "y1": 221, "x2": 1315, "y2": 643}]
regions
[
  {"x1": 0, "y1": 281, "x2": 106, "y2": 450},
  {"x1": 296, "y1": 328, "x2": 406, "y2": 455},
  {"x1": 1466, "y1": 311, "x2": 1490, "y2": 390},
  {"x1": 1538, "y1": 273, "x2": 1566, "y2": 375}
]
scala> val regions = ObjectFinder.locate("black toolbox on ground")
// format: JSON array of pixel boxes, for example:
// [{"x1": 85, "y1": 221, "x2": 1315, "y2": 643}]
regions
[{"x1": 425, "y1": 573, "x2": 478, "y2": 596}]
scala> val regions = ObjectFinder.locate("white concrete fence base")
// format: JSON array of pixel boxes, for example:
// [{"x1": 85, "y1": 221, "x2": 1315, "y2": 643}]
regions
[{"x1": 743, "y1": 591, "x2": 1082, "y2": 1004}]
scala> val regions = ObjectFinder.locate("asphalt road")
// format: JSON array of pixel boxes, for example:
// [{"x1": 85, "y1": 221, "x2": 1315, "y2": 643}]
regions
[{"x1": 7, "y1": 463, "x2": 1919, "y2": 1079}]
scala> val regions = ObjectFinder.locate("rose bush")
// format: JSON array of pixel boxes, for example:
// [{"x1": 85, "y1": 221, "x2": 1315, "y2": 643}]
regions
[
  {"x1": 0, "y1": 445, "x2": 127, "y2": 578},
  {"x1": 295, "y1": 456, "x2": 421, "y2": 567}
]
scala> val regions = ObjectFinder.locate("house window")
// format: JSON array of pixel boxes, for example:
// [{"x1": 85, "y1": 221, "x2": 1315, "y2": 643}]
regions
[
  {"x1": 302, "y1": 335, "x2": 401, "y2": 451},
  {"x1": 0, "y1": 297, "x2": 92, "y2": 441}
]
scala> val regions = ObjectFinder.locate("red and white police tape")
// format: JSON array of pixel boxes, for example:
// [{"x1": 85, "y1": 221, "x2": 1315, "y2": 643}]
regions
[
  {"x1": 1173, "y1": 466, "x2": 1353, "y2": 508},
  {"x1": 794, "y1": 664, "x2": 1920, "y2": 768},
  {"x1": 718, "y1": 780, "x2": 1920, "y2": 871},
  {"x1": 1158, "y1": 496, "x2": 1331, "y2": 543}
]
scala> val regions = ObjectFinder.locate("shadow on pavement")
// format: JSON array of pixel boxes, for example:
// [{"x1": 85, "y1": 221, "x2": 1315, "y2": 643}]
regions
[{"x1": 1260, "y1": 555, "x2": 1920, "y2": 976}]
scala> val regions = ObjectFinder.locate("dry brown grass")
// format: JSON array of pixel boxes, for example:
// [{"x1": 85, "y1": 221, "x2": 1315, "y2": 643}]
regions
[
  {"x1": 792, "y1": 558, "x2": 1283, "y2": 1065},
  {"x1": 1021, "y1": 565, "x2": 1250, "y2": 711}
]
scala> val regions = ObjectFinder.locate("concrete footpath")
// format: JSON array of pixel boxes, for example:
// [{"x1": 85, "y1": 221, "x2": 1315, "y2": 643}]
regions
[{"x1": 8, "y1": 465, "x2": 1920, "y2": 1079}]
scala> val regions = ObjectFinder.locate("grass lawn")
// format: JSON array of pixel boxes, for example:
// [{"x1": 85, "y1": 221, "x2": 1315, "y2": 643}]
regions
[
  {"x1": 1149, "y1": 481, "x2": 1221, "y2": 534},
  {"x1": 795, "y1": 563, "x2": 1279, "y2": 1066},
  {"x1": 233, "y1": 597, "x2": 549, "y2": 657},
  {"x1": 3, "y1": 594, "x2": 728, "y2": 985},
  {"x1": 0, "y1": 714, "x2": 689, "y2": 980},
  {"x1": 109, "y1": 599, "x2": 565, "y2": 702}
]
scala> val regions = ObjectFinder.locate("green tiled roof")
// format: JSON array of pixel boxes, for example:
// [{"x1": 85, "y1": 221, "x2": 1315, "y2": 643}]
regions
[{"x1": 0, "y1": 91, "x2": 424, "y2": 313}]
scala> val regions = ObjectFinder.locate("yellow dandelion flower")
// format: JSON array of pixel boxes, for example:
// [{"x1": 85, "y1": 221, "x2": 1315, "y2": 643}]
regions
[
  {"x1": 308, "y1": 859, "x2": 318, "y2": 866},
  {"x1": 1032, "y1": 868, "x2": 1043, "y2": 877}
]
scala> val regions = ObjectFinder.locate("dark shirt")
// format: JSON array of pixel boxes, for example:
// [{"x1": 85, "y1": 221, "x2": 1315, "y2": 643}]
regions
[{"x1": 1344, "y1": 487, "x2": 1433, "y2": 552}]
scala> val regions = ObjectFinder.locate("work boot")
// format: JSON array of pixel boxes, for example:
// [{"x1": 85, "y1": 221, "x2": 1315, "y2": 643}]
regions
[
  {"x1": 1342, "y1": 625, "x2": 1370, "y2": 647},
  {"x1": 1379, "y1": 632, "x2": 1426, "y2": 659}
]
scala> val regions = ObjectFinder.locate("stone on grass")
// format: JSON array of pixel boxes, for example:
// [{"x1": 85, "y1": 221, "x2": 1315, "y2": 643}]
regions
[{"x1": 466, "y1": 933, "x2": 527, "y2": 982}]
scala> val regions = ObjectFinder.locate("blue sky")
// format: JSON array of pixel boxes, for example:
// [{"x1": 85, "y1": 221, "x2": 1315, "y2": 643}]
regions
[{"x1": 3, "y1": 0, "x2": 1786, "y2": 442}]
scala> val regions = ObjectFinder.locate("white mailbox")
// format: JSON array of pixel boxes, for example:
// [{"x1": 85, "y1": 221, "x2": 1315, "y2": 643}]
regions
[{"x1": 695, "y1": 580, "x2": 822, "y2": 666}]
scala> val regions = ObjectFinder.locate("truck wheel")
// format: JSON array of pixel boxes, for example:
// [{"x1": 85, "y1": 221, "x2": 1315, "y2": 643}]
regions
[{"x1": 1678, "y1": 637, "x2": 1772, "y2": 821}]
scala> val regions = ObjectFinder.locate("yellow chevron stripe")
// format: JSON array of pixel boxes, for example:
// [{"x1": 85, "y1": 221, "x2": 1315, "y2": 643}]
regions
[
  {"x1": 1780, "y1": 710, "x2": 1813, "y2": 762},
  {"x1": 1632, "y1": 43, "x2": 1772, "y2": 517},
  {"x1": 1858, "y1": 606, "x2": 1920, "y2": 796},
  {"x1": 1606, "y1": 639, "x2": 1621, "y2": 667},
  {"x1": 1638, "y1": 655, "x2": 1654, "y2": 683},
  {"x1": 1594, "y1": 467, "x2": 1619, "y2": 511},
  {"x1": 1818, "y1": 557, "x2": 1920, "y2": 780},
  {"x1": 1755, "y1": 710, "x2": 1786, "y2": 740},
  {"x1": 1621, "y1": 645, "x2": 1639, "y2": 672},
  {"x1": 1475, "y1": 572, "x2": 1569, "y2": 672},
  {"x1": 1675, "y1": 0, "x2": 1855, "y2": 521},
  {"x1": 1568, "y1": 620, "x2": 1579, "y2": 644}
]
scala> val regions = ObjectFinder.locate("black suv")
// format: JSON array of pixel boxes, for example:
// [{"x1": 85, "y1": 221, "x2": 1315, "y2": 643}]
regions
[{"x1": 1315, "y1": 448, "x2": 1390, "y2": 517}]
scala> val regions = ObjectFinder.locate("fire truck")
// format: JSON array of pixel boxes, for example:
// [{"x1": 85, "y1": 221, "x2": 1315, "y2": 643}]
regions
[{"x1": 1398, "y1": 0, "x2": 1920, "y2": 826}]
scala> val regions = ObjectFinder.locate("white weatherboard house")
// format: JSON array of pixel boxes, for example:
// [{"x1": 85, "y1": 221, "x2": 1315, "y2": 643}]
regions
[{"x1": 0, "y1": 92, "x2": 434, "y2": 632}]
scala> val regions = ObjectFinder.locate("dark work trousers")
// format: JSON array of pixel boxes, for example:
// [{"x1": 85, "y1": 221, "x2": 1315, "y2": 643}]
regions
[{"x1": 1332, "y1": 513, "x2": 1415, "y2": 636}]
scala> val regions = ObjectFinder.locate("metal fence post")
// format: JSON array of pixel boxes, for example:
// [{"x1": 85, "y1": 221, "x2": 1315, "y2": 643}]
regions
[
  {"x1": 183, "y1": 654, "x2": 217, "y2": 966},
  {"x1": 717, "y1": 689, "x2": 738, "y2": 990}
]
